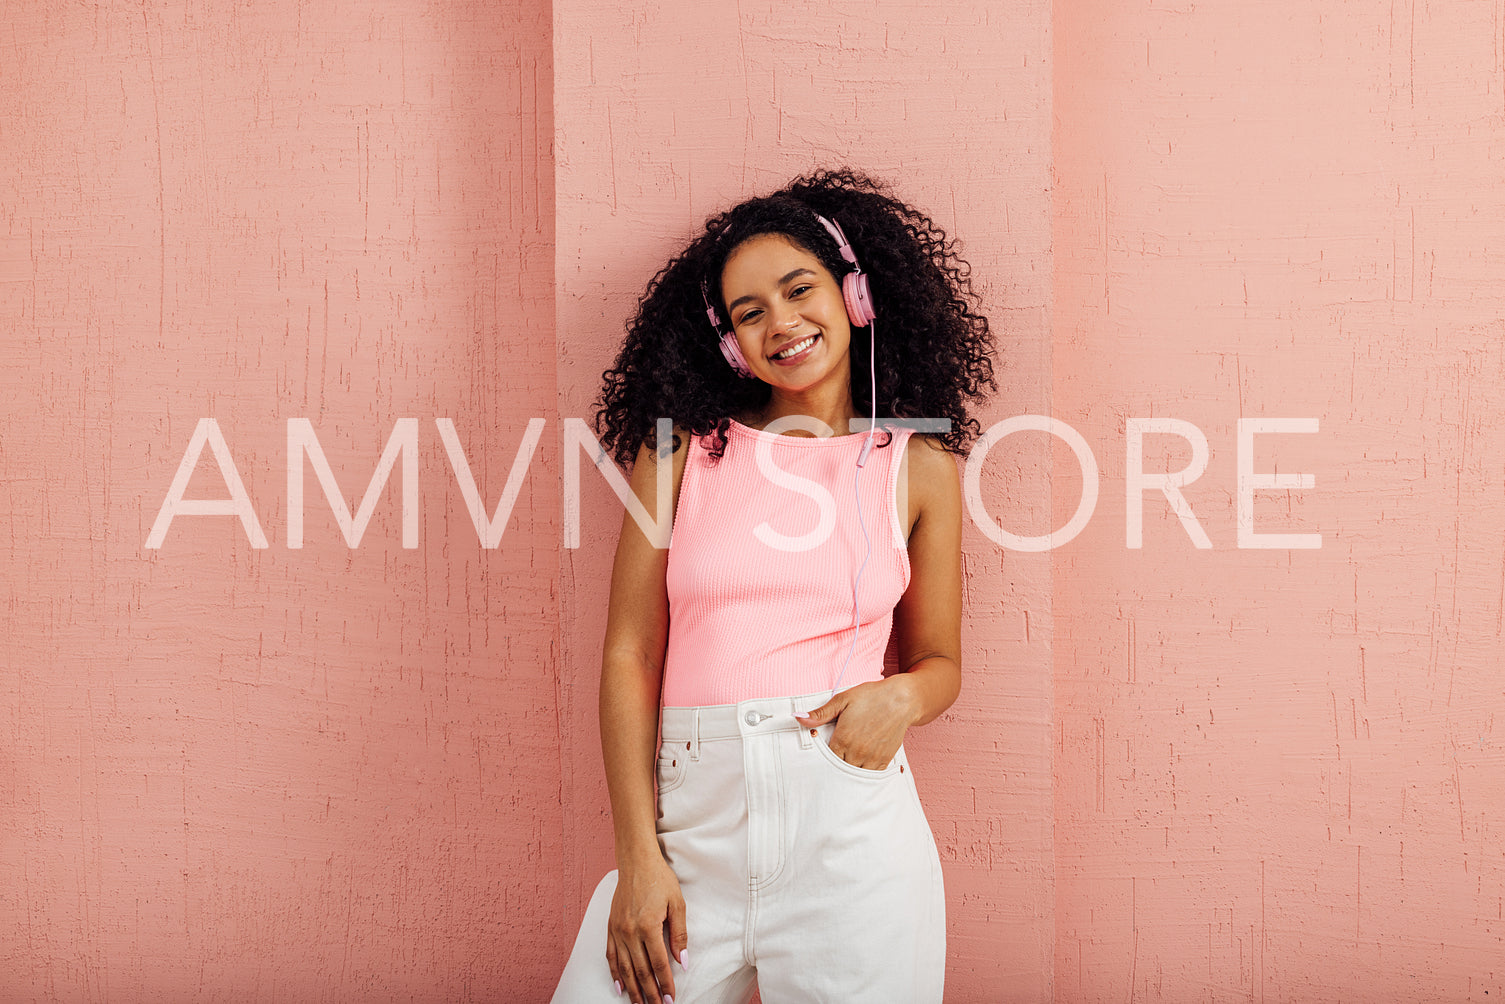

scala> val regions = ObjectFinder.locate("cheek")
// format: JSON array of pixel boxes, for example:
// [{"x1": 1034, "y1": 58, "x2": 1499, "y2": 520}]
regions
[{"x1": 734, "y1": 329, "x2": 766, "y2": 366}]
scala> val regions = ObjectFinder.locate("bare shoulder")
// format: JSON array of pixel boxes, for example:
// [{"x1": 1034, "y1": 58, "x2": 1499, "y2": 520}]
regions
[
  {"x1": 627, "y1": 424, "x2": 694, "y2": 522},
  {"x1": 905, "y1": 432, "x2": 958, "y2": 475},
  {"x1": 898, "y1": 431, "x2": 961, "y2": 533}
]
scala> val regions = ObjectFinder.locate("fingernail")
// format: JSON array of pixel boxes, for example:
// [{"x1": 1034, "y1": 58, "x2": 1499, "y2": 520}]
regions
[
  {"x1": 679, "y1": 948, "x2": 689, "y2": 969},
  {"x1": 665, "y1": 997, "x2": 674, "y2": 1004},
  {"x1": 613, "y1": 980, "x2": 622, "y2": 996}
]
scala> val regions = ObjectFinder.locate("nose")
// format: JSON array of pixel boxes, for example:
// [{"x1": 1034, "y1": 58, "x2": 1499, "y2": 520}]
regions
[{"x1": 771, "y1": 302, "x2": 802, "y2": 332}]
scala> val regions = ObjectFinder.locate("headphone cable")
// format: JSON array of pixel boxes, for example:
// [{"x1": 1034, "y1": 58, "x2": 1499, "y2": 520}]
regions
[{"x1": 830, "y1": 317, "x2": 880, "y2": 696}]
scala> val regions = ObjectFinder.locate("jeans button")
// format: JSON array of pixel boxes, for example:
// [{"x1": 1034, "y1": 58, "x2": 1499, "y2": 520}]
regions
[{"x1": 743, "y1": 710, "x2": 760, "y2": 726}]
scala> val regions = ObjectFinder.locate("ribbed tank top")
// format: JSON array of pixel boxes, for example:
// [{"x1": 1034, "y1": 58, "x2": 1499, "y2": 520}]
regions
[{"x1": 661, "y1": 419, "x2": 915, "y2": 708}]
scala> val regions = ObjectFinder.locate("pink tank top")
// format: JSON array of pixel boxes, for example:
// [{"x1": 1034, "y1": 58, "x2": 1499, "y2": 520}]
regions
[{"x1": 661, "y1": 419, "x2": 915, "y2": 707}]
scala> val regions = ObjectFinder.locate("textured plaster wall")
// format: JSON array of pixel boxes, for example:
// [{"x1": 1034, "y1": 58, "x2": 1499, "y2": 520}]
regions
[
  {"x1": 1053, "y1": 1, "x2": 1505, "y2": 1000},
  {"x1": 1, "y1": 1, "x2": 556, "y2": 998},
  {"x1": 551, "y1": 1, "x2": 1054, "y2": 998},
  {"x1": 5, "y1": 0, "x2": 1505, "y2": 1001}
]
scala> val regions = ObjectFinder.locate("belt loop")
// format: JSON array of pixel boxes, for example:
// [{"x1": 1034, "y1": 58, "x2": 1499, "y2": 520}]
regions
[
  {"x1": 796, "y1": 696, "x2": 813, "y2": 749},
  {"x1": 689, "y1": 709, "x2": 701, "y2": 761}
]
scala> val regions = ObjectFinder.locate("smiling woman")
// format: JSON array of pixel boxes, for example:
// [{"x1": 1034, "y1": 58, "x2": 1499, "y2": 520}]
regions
[
  {"x1": 551, "y1": 169, "x2": 997, "y2": 1004},
  {"x1": 720, "y1": 234, "x2": 853, "y2": 394},
  {"x1": 593, "y1": 169, "x2": 996, "y2": 469}
]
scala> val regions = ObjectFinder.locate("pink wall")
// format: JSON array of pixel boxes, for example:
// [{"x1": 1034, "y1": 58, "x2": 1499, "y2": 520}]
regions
[
  {"x1": 551, "y1": 1, "x2": 1053, "y2": 999},
  {"x1": 1054, "y1": 1, "x2": 1505, "y2": 1000},
  {"x1": 4, "y1": 0, "x2": 1504, "y2": 1001},
  {"x1": 1, "y1": 1, "x2": 557, "y2": 998}
]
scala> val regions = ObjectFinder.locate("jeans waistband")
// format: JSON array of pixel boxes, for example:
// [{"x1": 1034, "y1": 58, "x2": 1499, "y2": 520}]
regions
[{"x1": 660, "y1": 690, "x2": 835, "y2": 742}]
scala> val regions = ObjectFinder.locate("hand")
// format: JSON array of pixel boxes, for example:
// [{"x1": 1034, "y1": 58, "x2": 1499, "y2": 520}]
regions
[
  {"x1": 795, "y1": 676, "x2": 922, "y2": 770},
  {"x1": 606, "y1": 853, "x2": 688, "y2": 1003}
]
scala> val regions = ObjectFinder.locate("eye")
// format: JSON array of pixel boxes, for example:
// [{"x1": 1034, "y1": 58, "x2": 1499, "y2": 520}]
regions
[
  {"x1": 735, "y1": 308, "x2": 762, "y2": 326},
  {"x1": 789, "y1": 283, "x2": 814, "y2": 298}
]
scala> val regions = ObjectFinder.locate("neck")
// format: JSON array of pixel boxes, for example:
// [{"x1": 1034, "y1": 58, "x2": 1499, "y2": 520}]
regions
[{"x1": 752, "y1": 382, "x2": 858, "y2": 437}]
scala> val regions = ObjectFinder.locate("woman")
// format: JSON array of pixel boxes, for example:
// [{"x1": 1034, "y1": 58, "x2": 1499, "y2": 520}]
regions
[{"x1": 552, "y1": 169, "x2": 996, "y2": 1004}]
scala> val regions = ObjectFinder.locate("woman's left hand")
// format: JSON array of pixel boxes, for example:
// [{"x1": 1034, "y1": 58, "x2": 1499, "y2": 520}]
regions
[{"x1": 794, "y1": 676, "x2": 922, "y2": 770}]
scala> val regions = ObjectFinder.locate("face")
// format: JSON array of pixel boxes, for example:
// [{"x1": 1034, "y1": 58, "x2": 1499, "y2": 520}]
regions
[{"x1": 718, "y1": 233, "x2": 852, "y2": 392}]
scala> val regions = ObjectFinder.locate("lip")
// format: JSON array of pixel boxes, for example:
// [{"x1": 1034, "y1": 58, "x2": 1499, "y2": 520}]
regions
[{"x1": 769, "y1": 333, "x2": 820, "y2": 366}]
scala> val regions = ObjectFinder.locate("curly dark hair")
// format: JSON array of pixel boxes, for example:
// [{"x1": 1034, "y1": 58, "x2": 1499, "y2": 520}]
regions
[{"x1": 594, "y1": 168, "x2": 997, "y2": 466}]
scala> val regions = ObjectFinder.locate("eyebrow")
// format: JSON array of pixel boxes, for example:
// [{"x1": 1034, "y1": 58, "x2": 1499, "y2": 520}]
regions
[{"x1": 725, "y1": 268, "x2": 818, "y2": 313}]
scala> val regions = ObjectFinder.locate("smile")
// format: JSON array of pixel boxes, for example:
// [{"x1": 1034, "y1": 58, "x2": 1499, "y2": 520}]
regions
[{"x1": 771, "y1": 334, "x2": 819, "y2": 362}]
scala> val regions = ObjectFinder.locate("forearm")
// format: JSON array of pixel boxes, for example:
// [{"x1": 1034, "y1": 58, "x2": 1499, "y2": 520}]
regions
[
  {"x1": 599, "y1": 650, "x2": 665, "y2": 867},
  {"x1": 889, "y1": 654, "x2": 961, "y2": 728}
]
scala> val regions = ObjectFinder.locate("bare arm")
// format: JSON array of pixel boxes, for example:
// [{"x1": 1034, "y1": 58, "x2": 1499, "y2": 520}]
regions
[
  {"x1": 600, "y1": 435, "x2": 689, "y2": 1004},
  {"x1": 887, "y1": 433, "x2": 964, "y2": 724},
  {"x1": 599, "y1": 443, "x2": 675, "y2": 869}
]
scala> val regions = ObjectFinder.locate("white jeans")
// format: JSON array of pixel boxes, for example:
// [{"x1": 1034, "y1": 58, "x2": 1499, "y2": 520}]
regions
[{"x1": 551, "y1": 692, "x2": 946, "y2": 1003}]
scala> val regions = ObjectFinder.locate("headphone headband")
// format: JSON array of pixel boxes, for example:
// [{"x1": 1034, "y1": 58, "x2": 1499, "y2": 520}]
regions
[{"x1": 813, "y1": 213, "x2": 860, "y2": 268}]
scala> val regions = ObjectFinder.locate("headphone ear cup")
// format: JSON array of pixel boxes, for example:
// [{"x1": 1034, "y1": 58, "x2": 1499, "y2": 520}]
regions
[
  {"x1": 720, "y1": 332, "x2": 753, "y2": 377},
  {"x1": 843, "y1": 272, "x2": 877, "y2": 328}
]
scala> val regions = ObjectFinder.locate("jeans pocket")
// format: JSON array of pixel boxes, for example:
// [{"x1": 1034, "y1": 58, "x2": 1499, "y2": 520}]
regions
[
  {"x1": 810, "y1": 725, "x2": 903, "y2": 780},
  {"x1": 655, "y1": 749, "x2": 688, "y2": 795}
]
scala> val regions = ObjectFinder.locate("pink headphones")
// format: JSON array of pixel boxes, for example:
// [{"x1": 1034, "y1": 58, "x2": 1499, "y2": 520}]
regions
[{"x1": 701, "y1": 212, "x2": 876, "y2": 378}]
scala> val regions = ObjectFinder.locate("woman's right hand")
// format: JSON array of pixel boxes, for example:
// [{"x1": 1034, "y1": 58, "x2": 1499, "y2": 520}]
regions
[{"x1": 606, "y1": 854, "x2": 687, "y2": 1004}]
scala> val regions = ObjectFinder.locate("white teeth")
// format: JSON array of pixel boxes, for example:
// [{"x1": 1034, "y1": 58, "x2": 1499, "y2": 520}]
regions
[{"x1": 774, "y1": 335, "x2": 816, "y2": 359}]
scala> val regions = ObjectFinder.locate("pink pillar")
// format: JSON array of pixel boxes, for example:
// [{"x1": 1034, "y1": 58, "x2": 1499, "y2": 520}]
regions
[
  {"x1": 1, "y1": 1, "x2": 557, "y2": 998},
  {"x1": 1054, "y1": 1, "x2": 1505, "y2": 1000},
  {"x1": 551, "y1": 1, "x2": 1054, "y2": 997}
]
